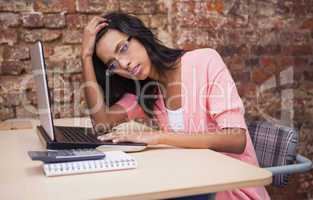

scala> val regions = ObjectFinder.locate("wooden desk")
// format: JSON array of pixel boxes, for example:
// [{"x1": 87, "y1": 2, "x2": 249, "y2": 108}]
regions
[{"x1": 0, "y1": 118, "x2": 272, "y2": 200}]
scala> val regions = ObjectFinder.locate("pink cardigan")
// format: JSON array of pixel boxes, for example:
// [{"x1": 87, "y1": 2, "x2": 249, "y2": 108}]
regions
[{"x1": 115, "y1": 48, "x2": 270, "y2": 200}]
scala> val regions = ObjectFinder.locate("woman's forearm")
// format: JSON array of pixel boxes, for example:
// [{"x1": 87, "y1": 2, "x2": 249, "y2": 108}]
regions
[
  {"x1": 158, "y1": 128, "x2": 247, "y2": 154},
  {"x1": 82, "y1": 56, "x2": 108, "y2": 123}
]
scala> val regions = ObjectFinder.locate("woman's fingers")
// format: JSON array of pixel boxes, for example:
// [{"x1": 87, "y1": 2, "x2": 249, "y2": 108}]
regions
[
  {"x1": 81, "y1": 16, "x2": 110, "y2": 58},
  {"x1": 111, "y1": 135, "x2": 131, "y2": 143},
  {"x1": 85, "y1": 17, "x2": 108, "y2": 33},
  {"x1": 90, "y1": 17, "x2": 109, "y2": 27},
  {"x1": 97, "y1": 132, "x2": 138, "y2": 143},
  {"x1": 97, "y1": 131, "x2": 162, "y2": 145},
  {"x1": 95, "y1": 21, "x2": 108, "y2": 32},
  {"x1": 97, "y1": 133, "x2": 114, "y2": 141},
  {"x1": 97, "y1": 132, "x2": 122, "y2": 141}
]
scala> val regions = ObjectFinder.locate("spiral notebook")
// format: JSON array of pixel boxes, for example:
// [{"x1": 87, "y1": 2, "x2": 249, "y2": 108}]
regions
[{"x1": 43, "y1": 151, "x2": 138, "y2": 177}]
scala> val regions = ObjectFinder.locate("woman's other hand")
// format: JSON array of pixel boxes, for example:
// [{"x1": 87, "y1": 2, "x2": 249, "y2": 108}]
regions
[
  {"x1": 81, "y1": 16, "x2": 109, "y2": 59},
  {"x1": 97, "y1": 131, "x2": 163, "y2": 145}
]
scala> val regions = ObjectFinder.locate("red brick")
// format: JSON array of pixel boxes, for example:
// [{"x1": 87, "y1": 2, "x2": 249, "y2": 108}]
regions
[
  {"x1": 0, "y1": 12, "x2": 20, "y2": 27},
  {"x1": 287, "y1": 45, "x2": 312, "y2": 56},
  {"x1": 237, "y1": 83, "x2": 256, "y2": 97},
  {"x1": 62, "y1": 30, "x2": 83, "y2": 44},
  {"x1": 21, "y1": 30, "x2": 62, "y2": 42},
  {"x1": 224, "y1": 56, "x2": 245, "y2": 71},
  {"x1": 21, "y1": 12, "x2": 44, "y2": 28},
  {"x1": 231, "y1": 71, "x2": 251, "y2": 83},
  {"x1": 0, "y1": 107, "x2": 15, "y2": 120},
  {"x1": 0, "y1": 29, "x2": 17, "y2": 45},
  {"x1": 40, "y1": 46, "x2": 54, "y2": 59},
  {"x1": 150, "y1": 14, "x2": 168, "y2": 29},
  {"x1": 1, "y1": 92, "x2": 22, "y2": 106},
  {"x1": 53, "y1": 88, "x2": 73, "y2": 103},
  {"x1": 223, "y1": 0, "x2": 249, "y2": 23},
  {"x1": 251, "y1": 68, "x2": 272, "y2": 84},
  {"x1": 221, "y1": 16, "x2": 249, "y2": 29},
  {"x1": 3, "y1": 46, "x2": 29, "y2": 61},
  {"x1": 207, "y1": 0, "x2": 224, "y2": 14},
  {"x1": 176, "y1": 28, "x2": 209, "y2": 50},
  {"x1": 304, "y1": 71, "x2": 313, "y2": 81},
  {"x1": 26, "y1": 91, "x2": 38, "y2": 105},
  {"x1": 156, "y1": 0, "x2": 168, "y2": 13},
  {"x1": 218, "y1": 45, "x2": 248, "y2": 57},
  {"x1": 156, "y1": 29, "x2": 173, "y2": 47},
  {"x1": 45, "y1": 60, "x2": 65, "y2": 71},
  {"x1": 274, "y1": 56, "x2": 294, "y2": 73},
  {"x1": 137, "y1": 15, "x2": 150, "y2": 27},
  {"x1": 245, "y1": 58, "x2": 260, "y2": 69},
  {"x1": 301, "y1": 17, "x2": 313, "y2": 29},
  {"x1": 0, "y1": 47, "x2": 3, "y2": 63},
  {"x1": 274, "y1": 30, "x2": 310, "y2": 46},
  {"x1": 277, "y1": 31, "x2": 294, "y2": 44},
  {"x1": 50, "y1": 45, "x2": 79, "y2": 62},
  {"x1": 20, "y1": 30, "x2": 41, "y2": 43},
  {"x1": 59, "y1": 104, "x2": 75, "y2": 118},
  {"x1": 0, "y1": 95, "x2": 4, "y2": 106},
  {"x1": 295, "y1": 57, "x2": 309, "y2": 68},
  {"x1": 251, "y1": 45, "x2": 281, "y2": 56},
  {"x1": 0, "y1": 0, "x2": 33, "y2": 12},
  {"x1": 43, "y1": 30, "x2": 62, "y2": 42},
  {"x1": 11, "y1": 89, "x2": 38, "y2": 106},
  {"x1": 66, "y1": 14, "x2": 88, "y2": 29},
  {"x1": 0, "y1": 75, "x2": 22, "y2": 92},
  {"x1": 293, "y1": 31, "x2": 311, "y2": 45},
  {"x1": 71, "y1": 89, "x2": 87, "y2": 117},
  {"x1": 291, "y1": 1, "x2": 313, "y2": 17},
  {"x1": 76, "y1": 0, "x2": 119, "y2": 13},
  {"x1": 0, "y1": 61, "x2": 29, "y2": 75},
  {"x1": 49, "y1": 74, "x2": 71, "y2": 89},
  {"x1": 260, "y1": 57, "x2": 277, "y2": 74},
  {"x1": 53, "y1": 103, "x2": 74, "y2": 118},
  {"x1": 15, "y1": 105, "x2": 38, "y2": 118},
  {"x1": 177, "y1": 14, "x2": 218, "y2": 29},
  {"x1": 34, "y1": 0, "x2": 75, "y2": 13},
  {"x1": 173, "y1": 1, "x2": 195, "y2": 16},
  {"x1": 65, "y1": 58, "x2": 82, "y2": 73},
  {"x1": 70, "y1": 73, "x2": 83, "y2": 82},
  {"x1": 120, "y1": 0, "x2": 157, "y2": 14},
  {"x1": 215, "y1": 29, "x2": 247, "y2": 46},
  {"x1": 43, "y1": 13, "x2": 66, "y2": 28}
]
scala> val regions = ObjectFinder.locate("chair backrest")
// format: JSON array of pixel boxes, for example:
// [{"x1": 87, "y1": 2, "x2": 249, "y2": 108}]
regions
[{"x1": 247, "y1": 121, "x2": 298, "y2": 186}]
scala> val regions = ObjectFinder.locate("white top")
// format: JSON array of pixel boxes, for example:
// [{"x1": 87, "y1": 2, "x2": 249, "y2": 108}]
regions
[{"x1": 166, "y1": 107, "x2": 185, "y2": 132}]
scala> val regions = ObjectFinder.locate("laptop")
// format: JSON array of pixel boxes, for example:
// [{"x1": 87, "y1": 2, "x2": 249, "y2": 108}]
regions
[{"x1": 30, "y1": 41, "x2": 147, "y2": 151}]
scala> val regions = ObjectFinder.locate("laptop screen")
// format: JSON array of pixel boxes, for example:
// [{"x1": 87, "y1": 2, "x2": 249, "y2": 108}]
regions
[{"x1": 30, "y1": 41, "x2": 55, "y2": 141}]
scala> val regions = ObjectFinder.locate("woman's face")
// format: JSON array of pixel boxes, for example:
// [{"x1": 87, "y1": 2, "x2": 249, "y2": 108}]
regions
[{"x1": 95, "y1": 29, "x2": 152, "y2": 80}]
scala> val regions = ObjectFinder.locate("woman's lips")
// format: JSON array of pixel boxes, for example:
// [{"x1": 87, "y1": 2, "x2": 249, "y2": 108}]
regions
[{"x1": 130, "y1": 64, "x2": 141, "y2": 76}]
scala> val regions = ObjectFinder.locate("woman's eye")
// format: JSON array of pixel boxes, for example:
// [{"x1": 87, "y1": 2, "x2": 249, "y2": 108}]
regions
[
  {"x1": 108, "y1": 62, "x2": 117, "y2": 71},
  {"x1": 119, "y1": 43, "x2": 129, "y2": 53}
]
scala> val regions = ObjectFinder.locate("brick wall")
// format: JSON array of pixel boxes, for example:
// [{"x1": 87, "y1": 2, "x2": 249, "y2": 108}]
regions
[{"x1": 0, "y1": 0, "x2": 312, "y2": 199}]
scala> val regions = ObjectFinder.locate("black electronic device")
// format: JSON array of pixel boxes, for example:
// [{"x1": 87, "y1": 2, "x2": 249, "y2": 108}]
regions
[{"x1": 28, "y1": 149, "x2": 105, "y2": 163}]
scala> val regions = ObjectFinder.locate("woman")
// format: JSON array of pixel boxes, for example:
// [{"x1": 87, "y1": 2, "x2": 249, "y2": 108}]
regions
[{"x1": 81, "y1": 11, "x2": 270, "y2": 200}]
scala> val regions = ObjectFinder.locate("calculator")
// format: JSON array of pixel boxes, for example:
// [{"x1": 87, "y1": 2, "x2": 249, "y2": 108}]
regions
[{"x1": 28, "y1": 149, "x2": 105, "y2": 163}]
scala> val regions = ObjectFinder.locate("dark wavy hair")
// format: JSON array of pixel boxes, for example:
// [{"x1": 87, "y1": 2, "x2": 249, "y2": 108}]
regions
[{"x1": 92, "y1": 11, "x2": 185, "y2": 118}]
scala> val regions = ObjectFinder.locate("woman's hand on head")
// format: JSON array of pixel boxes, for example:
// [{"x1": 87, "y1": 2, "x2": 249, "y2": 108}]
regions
[
  {"x1": 97, "y1": 131, "x2": 163, "y2": 145},
  {"x1": 81, "y1": 16, "x2": 109, "y2": 60}
]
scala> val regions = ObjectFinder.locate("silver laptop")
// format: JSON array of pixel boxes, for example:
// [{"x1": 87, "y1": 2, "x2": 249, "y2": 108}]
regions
[{"x1": 30, "y1": 41, "x2": 146, "y2": 150}]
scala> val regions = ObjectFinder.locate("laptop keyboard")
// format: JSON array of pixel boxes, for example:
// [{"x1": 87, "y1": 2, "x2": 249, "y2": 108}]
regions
[{"x1": 56, "y1": 127, "x2": 99, "y2": 143}]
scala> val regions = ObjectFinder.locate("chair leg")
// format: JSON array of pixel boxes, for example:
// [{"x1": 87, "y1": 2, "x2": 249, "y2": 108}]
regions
[{"x1": 265, "y1": 154, "x2": 312, "y2": 175}]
